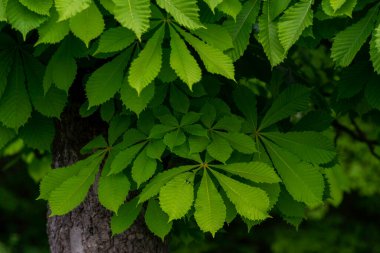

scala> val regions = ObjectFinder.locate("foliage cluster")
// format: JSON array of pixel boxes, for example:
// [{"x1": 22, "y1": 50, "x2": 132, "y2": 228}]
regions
[{"x1": 0, "y1": 0, "x2": 379, "y2": 239}]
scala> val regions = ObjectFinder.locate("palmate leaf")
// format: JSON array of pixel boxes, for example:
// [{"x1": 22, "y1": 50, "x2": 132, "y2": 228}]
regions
[
  {"x1": 69, "y1": 2, "x2": 104, "y2": 47},
  {"x1": 6, "y1": 0, "x2": 47, "y2": 39},
  {"x1": 0, "y1": 57, "x2": 32, "y2": 129},
  {"x1": 263, "y1": 139, "x2": 324, "y2": 207},
  {"x1": 211, "y1": 169, "x2": 270, "y2": 220},
  {"x1": 258, "y1": 0, "x2": 285, "y2": 67},
  {"x1": 233, "y1": 86, "x2": 257, "y2": 129},
  {"x1": 159, "y1": 172, "x2": 195, "y2": 221},
  {"x1": 156, "y1": 0, "x2": 203, "y2": 29},
  {"x1": 19, "y1": 0, "x2": 52, "y2": 15},
  {"x1": 216, "y1": 132, "x2": 257, "y2": 154},
  {"x1": 217, "y1": 0, "x2": 242, "y2": 20},
  {"x1": 95, "y1": 27, "x2": 136, "y2": 54},
  {"x1": 262, "y1": 132, "x2": 336, "y2": 164},
  {"x1": 36, "y1": 9, "x2": 70, "y2": 45},
  {"x1": 111, "y1": 198, "x2": 142, "y2": 235},
  {"x1": 269, "y1": 0, "x2": 291, "y2": 19},
  {"x1": 98, "y1": 174, "x2": 131, "y2": 213},
  {"x1": 277, "y1": 0, "x2": 313, "y2": 52},
  {"x1": 113, "y1": 0, "x2": 151, "y2": 40},
  {"x1": 55, "y1": 0, "x2": 91, "y2": 21},
  {"x1": 259, "y1": 85, "x2": 310, "y2": 130},
  {"x1": 194, "y1": 170, "x2": 226, "y2": 236},
  {"x1": 138, "y1": 165, "x2": 197, "y2": 203},
  {"x1": 224, "y1": 0, "x2": 261, "y2": 61},
  {"x1": 128, "y1": 26, "x2": 164, "y2": 94},
  {"x1": 169, "y1": 26, "x2": 201, "y2": 90},
  {"x1": 86, "y1": 50, "x2": 131, "y2": 107},
  {"x1": 207, "y1": 134, "x2": 233, "y2": 163},
  {"x1": 145, "y1": 199, "x2": 172, "y2": 240},
  {"x1": 331, "y1": 5, "x2": 379, "y2": 67},
  {"x1": 179, "y1": 28, "x2": 235, "y2": 80},
  {"x1": 213, "y1": 162, "x2": 281, "y2": 184}
]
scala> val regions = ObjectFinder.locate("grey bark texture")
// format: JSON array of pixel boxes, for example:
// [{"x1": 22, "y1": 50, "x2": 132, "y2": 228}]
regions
[{"x1": 47, "y1": 104, "x2": 168, "y2": 253}]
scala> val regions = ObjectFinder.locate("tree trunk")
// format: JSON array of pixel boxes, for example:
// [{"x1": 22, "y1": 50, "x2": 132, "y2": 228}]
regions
[{"x1": 47, "y1": 104, "x2": 168, "y2": 253}]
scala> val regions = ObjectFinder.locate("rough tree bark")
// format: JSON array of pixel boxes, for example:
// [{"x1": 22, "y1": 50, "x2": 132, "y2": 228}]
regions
[{"x1": 47, "y1": 96, "x2": 168, "y2": 253}]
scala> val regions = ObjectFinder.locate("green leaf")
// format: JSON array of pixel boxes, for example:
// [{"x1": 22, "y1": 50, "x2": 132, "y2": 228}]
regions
[
  {"x1": 156, "y1": 0, "x2": 203, "y2": 29},
  {"x1": 100, "y1": 100, "x2": 115, "y2": 122},
  {"x1": 48, "y1": 154, "x2": 104, "y2": 215},
  {"x1": 146, "y1": 140, "x2": 166, "y2": 160},
  {"x1": 263, "y1": 139, "x2": 324, "y2": 207},
  {"x1": 23, "y1": 53, "x2": 67, "y2": 118},
  {"x1": 269, "y1": 0, "x2": 291, "y2": 19},
  {"x1": 207, "y1": 134, "x2": 233, "y2": 163},
  {"x1": 138, "y1": 165, "x2": 196, "y2": 203},
  {"x1": 189, "y1": 136, "x2": 209, "y2": 153},
  {"x1": 259, "y1": 85, "x2": 310, "y2": 130},
  {"x1": 193, "y1": 24, "x2": 233, "y2": 51},
  {"x1": 329, "y1": 0, "x2": 346, "y2": 11},
  {"x1": 69, "y1": 2, "x2": 104, "y2": 47},
  {"x1": 159, "y1": 172, "x2": 195, "y2": 221},
  {"x1": 213, "y1": 162, "x2": 281, "y2": 183},
  {"x1": 95, "y1": 27, "x2": 136, "y2": 54},
  {"x1": 169, "y1": 85, "x2": 190, "y2": 113},
  {"x1": 55, "y1": 0, "x2": 91, "y2": 21},
  {"x1": 19, "y1": 0, "x2": 52, "y2": 15},
  {"x1": 263, "y1": 132, "x2": 336, "y2": 164},
  {"x1": 163, "y1": 130, "x2": 186, "y2": 150},
  {"x1": 169, "y1": 26, "x2": 201, "y2": 90},
  {"x1": 180, "y1": 28, "x2": 235, "y2": 80},
  {"x1": 81, "y1": 135, "x2": 107, "y2": 154},
  {"x1": 108, "y1": 115, "x2": 132, "y2": 146},
  {"x1": 322, "y1": 0, "x2": 357, "y2": 17},
  {"x1": 111, "y1": 198, "x2": 142, "y2": 235},
  {"x1": 149, "y1": 124, "x2": 176, "y2": 138},
  {"x1": 224, "y1": 0, "x2": 261, "y2": 61},
  {"x1": 180, "y1": 112, "x2": 202, "y2": 126},
  {"x1": 325, "y1": 164, "x2": 349, "y2": 206},
  {"x1": 217, "y1": 0, "x2": 242, "y2": 20},
  {"x1": 113, "y1": 0, "x2": 150, "y2": 40},
  {"x1": 194, "y1": 170, "x2": 226, "y2": 236},
  {"x1": 121, "y1": 81, "x2": 155, "y2": 116},
  {"x1": 203, "y1": 0, "x2": 222, "y2": 12},
  {"x1": 6, "y1": 0, "x2": 47, "y2": 39},
  {"x1": 109, "y1": 143, "x2": 145, "y2": 175},
  {"x1": 0, "y1": 125, "x2": 15, "y2": 150},
  {"x1": 145, "y1": 199, "x2": 173, "y2": 240},
  {"x1": 331, "y1": 6, "x2": 378, "y2": 67},
  {"x1": 131, "y1": 148, "x2": 157, "y2": 187},
  {"x1": 0, "y1": 57, "x2": 32, "y2": 129},
  {"x1": 122, "y1": 129, "x2": 147, "y2": 148},
  {"x1": 277, "y1": 189, "x2": 305, "y2": 219},
  {"x1": 211, "y1": 169, "x2": 270, "y2": 220},
  {"x1": 128, "y1": 26, "x2": 164, "y2": 94},
  {"x1": 0, "y1": 0, "x2": 7, "y2": 21},
  {"x1": 19, "y1": 114, "x2": 54, "y2": 151},
  {"x1": 86, "y1": 50, "x2": 130, "y2": 107},
  {"x1": 216, "y1": 132, "x2": 257, "y2": 154},
  {"x1": 277, "y1": 0, "x2": 313, "y2": 52},
  {"x1": 49, "y1": 48, "x2": 77, "y2": 93},
  {"x1": 98, "y1": 174, "x2": 130, "y2": 213},
  {"x1": 36, "y1": 9, "x2": 70, "y2": 45},
  {"x1": 370, "y1": 33, "x2": 380, "y2": 75},
  {"x1": 258, "y1": 1, "x2": 285, "y2": 67}
]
